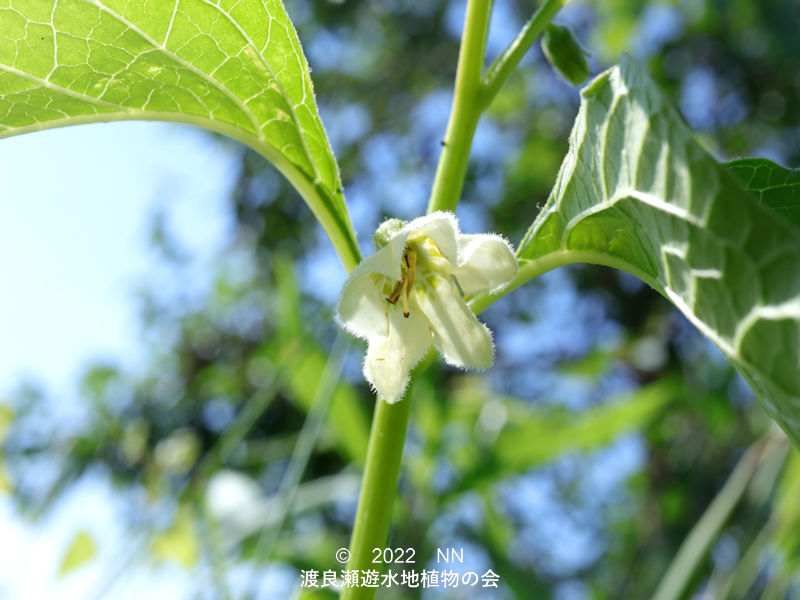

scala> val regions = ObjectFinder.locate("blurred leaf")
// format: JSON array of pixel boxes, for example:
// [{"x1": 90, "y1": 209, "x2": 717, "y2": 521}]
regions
[
  {"x1": 542, "y1": 24, "x2": 590, "y2": 85},
  {"x1": 208, "y1": 471, "x2": 360, "y2": 544},
  {"x1": 273, "y1": 259, "x2": 370, "y2": 465},
  {"x1": 727, "y1": 158, "x2": 800, "y2": 229},
  {"x1": 119, "y1": 420, "x2": 149, "y2": 466},
  {"x1": 0, "y1": 405, "x2": 12, "y2": 494},
  {"x1": 0, "y1": 0, "x2": 359, "y2": 269},
  {"x1": 154, "y1": 428, "x2": 201, "y2": 475},
  {"x1": 57, "y1": 530, "x2": 98, "y2": 577},
  {"x1": 556, "y1": 348, "x2": 612, "y2": 378},
  {"x1": 280, "y1": 350, "x2": 369, "y2": 466},
  {"x1": 773, "y1": 447, "x2": 800, "y2": 569},
  {"x1": 592, "y1": 0, "x2": 645, "y2": 60},
  {"x1": 80, "y1": 366, "x2": 119, "y2": 399},
  {"x1": 152, "y1": 505, "x2": 199, "y2": 568},
  {"x1": 439, "y1": 377, "x2": 676, "y2": 500},
  {"x1": 0, "y1": 460, "x2": 11, "y2": 494},
  {"x1": 0, "y1": 404, "x2": 12, "y2": 443},
  {"x1": 295, "y1": 591, "x2": 339, "y2": 600},
  {"x1": 493, "y1": 378, "x2": 675, "y2": 470},
  {"x1": 652, "y1": 432, "x2": 786, "y2": 600},
  {"x1": 519, "y1": 56, "x2": 800, "y2": 447}
]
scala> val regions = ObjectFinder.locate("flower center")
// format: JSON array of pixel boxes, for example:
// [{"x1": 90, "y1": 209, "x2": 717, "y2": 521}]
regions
[{"x1": 386, "y1": 246, "x2": 417, "y2": 317}]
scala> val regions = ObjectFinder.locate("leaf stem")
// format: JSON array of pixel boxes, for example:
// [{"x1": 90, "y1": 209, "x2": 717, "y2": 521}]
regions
[
  {"x1": 427, "y1": 0, "x2": 493, "y2": 214},
  {"x1": 480, "y1": 0, "x2": 570, "y2": 108},
  {"x1": 468, "y1": 248, "x2": 661, "y2": 315},
  {"x1": 342, "y1": 396, "x2": 413, "y2": 600}
]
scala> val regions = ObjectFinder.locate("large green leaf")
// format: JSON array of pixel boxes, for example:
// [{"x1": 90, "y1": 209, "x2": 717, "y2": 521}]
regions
[
  {"x1": 727, "y1": 158, "x2": 800, "y2": 229},
  {"x1": 516, "y1": 56, "x2": 800, "y2": 446},
  {"x1": 0, "y1": 0, "x2": 359, "y2": 270}
]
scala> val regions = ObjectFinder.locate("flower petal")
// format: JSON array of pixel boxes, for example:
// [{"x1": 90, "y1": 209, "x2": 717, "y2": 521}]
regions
[
  {"x1": 454, "y1": 233, "x2": 518, "y2": 294},
  {"x1": 403, "y1": 212, "x2": 458, "y2": 263},
  {"x1": 363, "y1": 306, "x2": 432, "y2": 403},
  {"x1": 360, "y1": 228, "x2": 409, "y2": 281},
  {"x1": 336, "y1": 226, "x2": 414, "y2": 339},
  {"x1": 336, "y1": 271, "x2": 389, "y2": 340},
  {"x1": 414, "y1": 277, "x2": 493, "y2": 369}
]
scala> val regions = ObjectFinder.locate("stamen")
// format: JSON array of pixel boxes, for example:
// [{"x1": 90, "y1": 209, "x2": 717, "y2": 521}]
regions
[
  {"x1": 387, "y1": 246, "x2": 417, "y2": 318},
  {"x1": 450, "y1": 274, "x2": 465, "y2": 298},
  {"x1": 406, "y1": 248, "x2": 416, "y2": 291},
  {"x1": 387, "y1": 279, "x2": 403, "y2": 304}
]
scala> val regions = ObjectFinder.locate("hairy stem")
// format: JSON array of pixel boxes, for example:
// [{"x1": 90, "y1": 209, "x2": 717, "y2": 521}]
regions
[
  {"x1": 343, "y1": 2, "x2": 574, "y2": 595},
  {"x1": 342, "y1": 396, "x2": 413, "y2": 600},
  {"x1": 342, "y1": 3, "x2": 493, "y2": 596},
  {"x1": 427, "y1": 0, "x2": 493, "y2": 214}
]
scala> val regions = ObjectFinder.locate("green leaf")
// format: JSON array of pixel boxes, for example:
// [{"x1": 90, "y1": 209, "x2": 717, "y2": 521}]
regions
[
  {"x1": 541, "y1": 24, "x2": 590, "y2": 86},
  {"x1": 518, "y1": 56, "x2": 800, "y2": 447},
  {"x1": 434, "y1": 376, "x2": 675, "y2": 500},
  {"x1": 272, "y1": 258, "x2": 370, "y2": 465},
  {"x1": 0, "y1": 0, "x2": 360, "y2": 270},
  {"x1": 727, "y1": 158, "x2": 800, "y2": 229},
  {"x1": 472, "y1": 377, "x2": 672, "y2": 473},
  {"x1": 57, "y1": 530, "x2": 98, "y2": 577},
  {"x1": 492, "y1": 378, "x2": 674, "y2": 470}
]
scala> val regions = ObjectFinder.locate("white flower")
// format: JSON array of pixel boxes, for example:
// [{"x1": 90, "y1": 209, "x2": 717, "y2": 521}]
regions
[{"x1": 336, "y1": 211, "x2": 518, "y2": 403}]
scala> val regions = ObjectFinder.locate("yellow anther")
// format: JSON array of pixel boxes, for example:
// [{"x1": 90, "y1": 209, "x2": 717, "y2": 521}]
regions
[
  {"x1": 386, "y1": 246, "x2": 417, "y2": 318},
  {"x1": 401, "y1": 278, "x2": 410, "y2": 317}
]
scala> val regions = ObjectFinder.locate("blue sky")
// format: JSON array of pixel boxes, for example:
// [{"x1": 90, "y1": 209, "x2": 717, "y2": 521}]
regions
[
  {"x1": 0, "y1": 122, "x2": 239, "y2": 392},
  {"x1": 0, "y1": 121, "x2": 240, "y2": 598}
]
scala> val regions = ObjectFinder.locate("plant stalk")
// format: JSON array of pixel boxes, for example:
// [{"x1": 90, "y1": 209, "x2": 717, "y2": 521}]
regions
[
  {"x1": 342, "y1": 396, "x2": 413, "y2": 600},
  {"x1": 427, "y1": 0, "x2": 493, "y2": 214},
  {"x1": 343, "y1": 2, "x2": 571, "y2": 596},
  {"x1": 343, "y1": 3, "x2": 493, "y2": 596}
]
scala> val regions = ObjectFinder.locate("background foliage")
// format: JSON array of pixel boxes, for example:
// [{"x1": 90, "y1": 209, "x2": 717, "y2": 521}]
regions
[{"x1": 1, "y1": 0, "x2": 799, "y2": 598}]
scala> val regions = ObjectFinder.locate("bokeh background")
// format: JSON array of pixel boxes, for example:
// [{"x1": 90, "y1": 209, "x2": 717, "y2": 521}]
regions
[{"x1": 1, "y1": 0, "x2": 799, "y2": 598}]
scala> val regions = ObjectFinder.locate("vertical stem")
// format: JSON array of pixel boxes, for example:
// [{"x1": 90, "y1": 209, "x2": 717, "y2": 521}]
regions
[
  {"x1": 342, "y1": 1, "x2": 571, "y2": 595},
  {"x1": 341, "y1": 397, "x2": 413, "y2": 600},
  {"x1": 427, "y1": 0, "x2": 493, "y2": 214},
  {"x1": 342, "y1": 4, "x2": 493, "y2": 596}
]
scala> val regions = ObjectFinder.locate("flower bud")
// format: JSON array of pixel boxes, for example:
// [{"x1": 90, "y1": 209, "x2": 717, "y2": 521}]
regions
[
  {"x1": 373, "y1": 218, "x2": 404, "y2": 249},
  {"x1": 542, "y1": 24, "x2": 590, "y2": 86}
]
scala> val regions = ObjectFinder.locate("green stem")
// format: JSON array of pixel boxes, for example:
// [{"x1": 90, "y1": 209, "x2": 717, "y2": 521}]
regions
[
  {"x1": 427, "y1": 0, "x2": 493, "y2": 214},
  {"x1": 480, "y1": 0, "x2": 569, "y2": 109},
  {"x1": 468, "y1": 248, "x2": 661, "y2": 315},
  {"x1": 342, "y1": 3, "x2": 493, "y2": 596},
  {"x1": 342, "y1": 397, "x2": 413, "y2": 600},
  {"x1": 342, "y1": 3, "x2": 572, "y2": 596}
]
